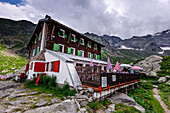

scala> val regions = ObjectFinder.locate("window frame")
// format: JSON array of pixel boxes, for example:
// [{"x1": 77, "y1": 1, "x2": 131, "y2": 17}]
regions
[
  {"x1": 59, "y1": 44, "x2": 64, "y2": 53},
  {"x1": 51, "y1": 62, "x2": 54, "y2": 71},
  {"x1": 80, "y1": 38, "x2": 84, "y2": 45},
  {"x1": 71, "y1": 34, "x2": 76, "y2": 42},
  {"x1": 70, "y1": 47, "x2": 75, "y2": 55},
  {"x1": 59, "y1": 29, "x2": 65, "y2": 38}
]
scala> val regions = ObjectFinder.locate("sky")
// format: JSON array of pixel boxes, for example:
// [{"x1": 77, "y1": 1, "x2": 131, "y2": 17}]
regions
[{"x1": 0, "y1": 0, "x2": 170, "y2": 39}]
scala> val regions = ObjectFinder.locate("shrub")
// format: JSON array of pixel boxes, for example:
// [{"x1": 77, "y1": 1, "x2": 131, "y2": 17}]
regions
[
  {"x1": 139, "y1": 82, "x2": 153, "y2": 90},
  {"x1": 88, "y1": 99, "x2": 112, "y2": 110}
]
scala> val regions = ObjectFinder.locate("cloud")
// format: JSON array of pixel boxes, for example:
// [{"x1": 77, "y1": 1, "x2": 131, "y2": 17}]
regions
[{"x1": 0, "y1": 0, "x2": 170, "y2": 39}]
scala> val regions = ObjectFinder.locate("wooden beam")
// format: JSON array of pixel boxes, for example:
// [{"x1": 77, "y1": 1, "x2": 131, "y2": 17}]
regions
[
  {"x1": 51, "y1": 25, "x2": 55, "y2": 38},
  {"x1": 67, "y1": 33, "x2": 71, "y2": 43}
]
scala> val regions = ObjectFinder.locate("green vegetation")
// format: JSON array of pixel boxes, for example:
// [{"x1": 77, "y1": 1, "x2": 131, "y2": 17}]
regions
[
  {"x1": 141, "y1": 77, "x2": 159, "y2": 85},
  {"x1": 139, "y1": 82, "x2": 153, "y2": 90},
  {"x1": 157, "y1": 56, "x2": 170, "y2": 77},
  {"x1": 158, "y1": 83, "x2": 170, "y2": 109},
  {"x1": 115, "y1": 103, "x2": 141, "y2": 113},
  {"x1": 128, "y1": 86, "x2": 164, "y2": 113},
  {"x1": 0, "y1": 44, "x2": 28, "y2": 75},
  {"x1": 88, "y1": 99, "x2": 112, "y2": 110},
  {"x1": 24, "y1": 75, "x2": 77, "y2": 98}
]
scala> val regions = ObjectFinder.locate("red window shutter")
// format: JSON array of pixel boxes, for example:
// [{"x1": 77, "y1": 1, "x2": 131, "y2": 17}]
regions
[
  {"x1": 53, "y1": 61, "x2": 60, "y2": 72},
  {"x1": 34, "y1": 62, "x2": 45, "y2": 72},
  {"x1": 25, "y1": 63, "x2": 29, "y2": 72}
]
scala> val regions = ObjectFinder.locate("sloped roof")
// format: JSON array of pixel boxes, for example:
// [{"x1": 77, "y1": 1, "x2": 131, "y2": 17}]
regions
[{"x1": 46, "y1": 49, "x2": 107, "y2": 65}]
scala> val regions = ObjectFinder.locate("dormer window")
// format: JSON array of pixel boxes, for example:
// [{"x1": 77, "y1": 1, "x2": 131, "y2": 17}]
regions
[
  {"x1": 80, "y1": 38, "x2": 84, "y2": 45},
  {"x1": 70, "y1": 34, "x2": 76, "y2": 42},
  {"x1": 88, "y1": 41, "x2": 91, "y2": 48},
  {"x1": 94, "y1": 44, "x2": 97, "y2": 50},
  {"x1": 58, "y1": 29, "x2": 65, "y2": 38}
]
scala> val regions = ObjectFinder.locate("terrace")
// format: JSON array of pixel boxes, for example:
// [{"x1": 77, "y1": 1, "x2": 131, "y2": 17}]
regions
[{"x1": 75, "y1": 66, "x2": 140, "y2": 92}]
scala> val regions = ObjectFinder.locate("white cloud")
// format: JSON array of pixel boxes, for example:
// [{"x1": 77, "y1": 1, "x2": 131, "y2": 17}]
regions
[{"x1": 0, "y1": 0, "x2": 170, "y2": 39}]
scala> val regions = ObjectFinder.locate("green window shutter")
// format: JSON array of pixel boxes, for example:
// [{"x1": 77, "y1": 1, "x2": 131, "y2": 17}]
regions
[
  {"x1": 88, "y1": 41, "x2": 91, "y2": 47},
  {"x1": 97, "y1": 55, "x2": 100, "y2": 60},
  {"x1": 37, "y1": 47, "x2": 39, "y2": 54},
  {"x1": 91, "y1": 54, "x2": 93, "y2": 58},
  {"x1": 67, "y1": 47, "x2": 71, "y2": 54},
  {"x1": 70, "y1": 36, "x2": 73, "y2": 40},
  {"x1": 53, "y1": 43, "x2": 59, "y2": 51},
  {"x1": 34, "y1": 38, "x2": 37, "y2": 43},
  {"x1": 39, "y1": 33, "x2": 41, "y2": 40},
  {"x1": 34, "y1": 49, "x2": 36, "y2": 56},
  {"x1": 65, "y1": 34, "x2": 67, "y2": 38},
  {"x1": 78, "y1": 50, "x2": 81, "y2": 56},
  {"x1": 58, "y1": 31, "x2": 60, "y2": 36},
  {"x1": 75, "y1": 38, "x2": 78, "y2": 42}
]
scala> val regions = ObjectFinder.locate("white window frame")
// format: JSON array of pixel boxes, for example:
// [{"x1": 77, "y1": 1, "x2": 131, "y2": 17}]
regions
[
  {"x1": 71, "y1": 34, "x2": 76, "y2": 42},
  {"x1": 71, "y1": 47, "x2": 75, "y2": 55},
  {"x1": 59, "y1": 44, "x2": 64, "y2": 53},
  {"x1": 80, "y1": 38, "x2": 84, "y2": 45},
  {"x1": 80, "y1": 50, "x2": 84, "y2": 57},
  {"x1": 59, "y1": 29, "x2": 65, "y2": 38}
]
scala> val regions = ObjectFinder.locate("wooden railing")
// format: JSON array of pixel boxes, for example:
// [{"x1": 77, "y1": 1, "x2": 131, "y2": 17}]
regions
[{"x1": 75, "y1": 66, "x2": 140, "y2": 90}]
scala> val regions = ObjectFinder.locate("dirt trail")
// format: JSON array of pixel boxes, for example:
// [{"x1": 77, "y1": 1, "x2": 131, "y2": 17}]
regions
[{"x1": 153, "y1": 88, "x2": 169, "y2": 113}]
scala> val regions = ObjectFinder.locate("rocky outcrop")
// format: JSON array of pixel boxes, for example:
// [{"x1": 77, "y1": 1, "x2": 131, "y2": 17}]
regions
[
  {"x1": 135, "y1": 55, "x2": 163, "y2": 77},
  {"x1": 108, "y1": 92, "x2": 145, "y2": 113},
  {"x1": 158, "y1": 77, "x2": 167, "y2": 83}
]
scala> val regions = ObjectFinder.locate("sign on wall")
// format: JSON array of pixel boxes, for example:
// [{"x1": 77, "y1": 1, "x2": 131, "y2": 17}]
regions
[
  {"x1": 101, "y1": 77, "x2": 107, "y2": 87},
  {"x1": 112, "y1": 75, "x2": 116, "y2": 81}
]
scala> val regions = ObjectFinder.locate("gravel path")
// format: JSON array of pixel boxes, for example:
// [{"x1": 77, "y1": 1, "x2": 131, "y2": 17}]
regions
[{"x1": 153, "y1": 88, "x2": 170, "y2": 113}]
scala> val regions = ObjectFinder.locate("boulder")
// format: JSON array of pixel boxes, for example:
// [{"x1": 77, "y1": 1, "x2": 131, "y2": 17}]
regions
[
  {"x1": 51, "y1": 99, "x2": 59, "y2": 104},
  {"x1": 75, "y1": 94, "x2": 88, "y2": 100},
  {"x1": 166, "y1": 80, "x2": 170, "y2": 85},
  {"x1": 77, "y1": 86, "x2": 83, "y2": 91},
  {"x1": 80, "y1": 101, "x2": 88, "y2": 107},
  {"x1": 28, "y1": 91, "x2": 38, "y2": 95},
  {"x1": 107, "y1": 104, "x2": 115, "y2": 112},
  {"x1": 87, "y1": 88, "x2": 94, "y2": 93},
  {"x1": 0, "y1": 93, "x2": 10, "y2": 98},
  {"x1": 35, "y1": 101, "x2": 48, "y2": 107},
  {"x1": 153, "y1": 85, "x2": 158, "y2": 88},
  {"x1": 88, "y1": 97, "x2": 93, "y2": 102},
  {"x1": 166, "y1": 75, "x2": 170, "y2": 79},
  {"x1": 158, "y1": 77, "x2": 167, "y2": 83},
  {"x1": 80, "y1": 108, "x2": 87, "y2": 113}
]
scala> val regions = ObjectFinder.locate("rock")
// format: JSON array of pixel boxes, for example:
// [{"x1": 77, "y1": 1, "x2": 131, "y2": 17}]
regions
[
  {"x1": 87, "y1": 88, "x2": 94, "y2": 93},
  {"x1": 79, "y1": 90, "x2": 84, "y2": 95},
  {"x1": 25, "y1": 100, "x2": 77, "y2": 113},
  {"x1": 71, "y1": 96, "x2": 75, "y2": 99},
  {"x1": 166, "y1": 80, "x2": 170, "y2": 85},
  {"x1": 80, "y1": 101, "x2": 88, "y2": 107},
  {"x1": 134, "y1": 104, "x2": 146, "y2": 113},
  {"x1": 149, "y1": 71, "x2": 157, "y2": 77},
  {"x1": 105, "y1": 109, "x2": 111, "y2": 113},
  {"x1": 35, "y1": 101, "x2": 48, "y2": 107},
  {"x1": 141, "y1": 80, "x2": 147, "y2": 83},
  {"x1": 75, "y1": 94, "x2": 88, "y2": 100},
  {"x1": 9, "y1": 93, "x2": 27, "y2": 98},
  {"x1": 0, "y1": 93, "x2": 10, "y2": 98},
  {"x1": 77, "y1": 86, "x2": 83, "y2": 91},
  {"x1": 63, "y1": 97, "x2": 67, "y2": 100},
  {"x1": 166, "y1": 75, "x2": 170, "y2": 79},
  {"x1": 96, "y1": 109, "x2": 105, "y2": 113},
  {"x1": 14, "y1": 89, "x2": 27, "y2": 94},
  {"x1": 6, "y1": 73, "x2": 14, "y2": 78},
  {"x1": 153, "y1": 85, "x2": 158, "y2": 88},
  {"x1": 80, "y1": 108, "x2": 87, "y2": 113},
  {"x1": 51, "y1": 99, "x2": 58, "y2": 104},
  {"x1": 88, "y1": 97, "x2": 93, "y2": 102},
  {"x1": 158, "y1": 77, "x2": 167, "y2": 83},
  {"x1": 107, "y1": 104, "x2": 115, "y2": 112},
  {"x1": 28, "y1": 91, "x2": 38, "y2": 95}
]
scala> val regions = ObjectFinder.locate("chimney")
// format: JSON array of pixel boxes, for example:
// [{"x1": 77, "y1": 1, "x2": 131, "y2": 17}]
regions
[{"x1": 45, "y1": 15, "x2": 51, "y2": 19}]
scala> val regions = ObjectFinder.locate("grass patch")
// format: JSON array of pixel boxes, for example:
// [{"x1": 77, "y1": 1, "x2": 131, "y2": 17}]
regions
[
  {"x1": 88, "y1": 99, "x2": 112, "y2": 110},
  {"x1": 139, "y1": 82, "x2": 153, "y2": 90},
  {"x1": 128, "y1": 86, "x2": 164, "y2": 113},
  {"x1": 24, "y1": 75, "x2": 77, "y2": 99},
  {"x1": 115, "y1": 103, "x2": 141, "y2": 113}
]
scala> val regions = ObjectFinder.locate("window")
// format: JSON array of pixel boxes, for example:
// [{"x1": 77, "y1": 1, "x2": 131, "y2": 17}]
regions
[
  {"x1": 77, "y1": 50, "x2": 84, "y2": 57},
  {"x1": 70, "y1": 34, "x2": 75, "y2": 42},
  {"x1": 94, "y1": 54, "x2": 97, "y2": 59},
  {"x1": 94, "y1": 44, "x2": 97, "y2": 50},
  {"x1": 67, "y1": 47, "x2": 71, "y2": 54},
  {"x1": 36, "y1": 47, "x2": 39, "y2": 54},
  {"x1": 58, "y1": 29, "x2": 65, "y2": 38},
  {"x1": 70, "y1": 47, "x2": 75, "y2": 55},
  {"x1": 46, "y1": 62, "x2": 49, "y2": 71},
  {"x1": 88, "y1": 41, "x2": 91, "y2": 48},
  {"x1": 53, "y1": 43, "x2": 64, "y2": 52},
  {"x1": 80, "y1": 38, "x2": 84, "y2": 45},
  {"x1": 33, "y1": 49, "x2": 36, "y2": 56},
  {"x1": 39, "y1": 33, "x2": 41, "y2": 40},
  {"x1": 88, "y1": 52, "x2": 92, "y2": 58},
  {"x1": 51, "y1": 62, "x2": 54, "y2": 71}
]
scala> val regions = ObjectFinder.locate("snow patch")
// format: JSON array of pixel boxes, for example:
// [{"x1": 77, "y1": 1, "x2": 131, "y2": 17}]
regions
[
  {"x1": 118, "y1": 45, "x2": 134, "y2": 50},
  {"x1": 158, "y1": 51, "x2": 164, "y2": 54},
  {"x1": 160, "y1": 47, "x2": 170, "y2": 50}
]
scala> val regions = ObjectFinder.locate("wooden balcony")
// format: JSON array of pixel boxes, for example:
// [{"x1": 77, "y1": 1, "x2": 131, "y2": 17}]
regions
[{"x1": 75, "y1": 66, "x2": 140, "y2": 91}]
